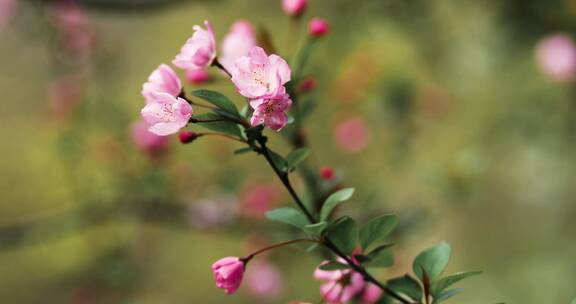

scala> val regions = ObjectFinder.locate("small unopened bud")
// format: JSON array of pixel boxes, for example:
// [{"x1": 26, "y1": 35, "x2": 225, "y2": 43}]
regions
[
  {"x1": 282, "y1": 0, "x2": 307, "y2": 17},
  {"x1": 319, "y1": 166, "x2": 335, "y2": 180},
  {"x1": 299, "y1": 77, "x2": 317, "y2": 92},
  {"x1": 309, "y1": 18, "x2": 329, "y2": 38},
  {"x1": 186, "y1": 69, "x2": 211, "y2": 84},
  {"x1": 179, "y1": 131, "x2": 198, "y2": 144}
]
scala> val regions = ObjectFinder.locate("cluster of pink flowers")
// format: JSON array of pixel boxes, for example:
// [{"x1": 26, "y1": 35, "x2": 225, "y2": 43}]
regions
[{"x1": 314, "y1": 259, "x2": 382, "y2": 304}]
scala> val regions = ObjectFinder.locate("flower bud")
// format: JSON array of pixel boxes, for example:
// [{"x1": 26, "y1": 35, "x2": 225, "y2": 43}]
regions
[
  {"x1": 186, "y1": 69, "x2": 211, "y2": 84},
  {"x1": 212, "y1": 257, "x2": 245, "y2": 295},
  {"x1": 282, "y1": 0, "x2": 307, "y2": 17},
  {"x1": 179, "y1": 131, "x2": 198, "y2": 144},
  {"x1": 309, "y1": 18, "x2": 329, "y2": 38},
  {"x1": 319, "y1": 166, "x2": 335, "y2": 180},
  {"x1": 299, "y1": 77, "x2": 317, "y2": 92}
]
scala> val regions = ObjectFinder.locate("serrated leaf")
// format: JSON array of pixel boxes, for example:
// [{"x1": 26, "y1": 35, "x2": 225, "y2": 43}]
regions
[
  {"x1": 286, "y1": 148, "x2": 311, "y2": 170},
  {"x1": 265, "y1": 207, "x2": 308, "y2": 228},
  {"x1": 192, "y1": 113, "x2": 242, "y2": 138},
  {"x1": 318, "y1": 261, "x2": 350, "y2": 271},
  {"x1": 387, "y1": 275, "x2": 423, "y2": 302},
  {"x1": 413, "y1": 242, "x2": 451, "y2": 281},
  {"x1": 233, "y1": 147, "x2": 252, "y2": 155},
  {"x1": 434, "y1": 288, "x2": 463, "y2": 303},
  {"x1": 364, "y1": 249, "x2": 394, "y2": 268},
  {"x1": 431, "y1": 271, "x2": 482, "y2": 296},
  {"x1": 191, "y1": 90, "x2": 240, "y2": 117},
  {"x1": 303, "y1": 221, "x2": 327, "y2": 236},
  {"x1": 359, "y1": 214, "x2": 398, "y2": 250},
  {"x1": 326, "y1": 216, "x2": 357, "y2": 255},
  {"x1": 268, "y1": 149, "x2": 288, "y2": 172},
  {"x1": 320, "y1": 188, "x2": 355, "y2": 221}
]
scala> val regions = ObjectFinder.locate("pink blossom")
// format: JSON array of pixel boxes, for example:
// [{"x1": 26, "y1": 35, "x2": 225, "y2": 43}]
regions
[
  {"x1": 173, "y1": 20, "x2": 217, "y2": 70},
  {"x1": 282, "y1": 0, "x2": 307, "y2": 17},
  {"x1": 314, "y1": 260, "x2": 365, "y2": 303},
  {"x1": 185, "y1": 68, "x2": 211, "y2": 84},
  {"x1": 309, "y1": 18, "x2": 329, "y2": 38},
  {"x1": 220, "y1": 20, "x2": 257, "y2": 72},
  {"x1": 212, "y1": 257, "x2": 245, "y2": 295},
  {"x1": 0, "y1": 0, "x2": 16, "y2": 32},
  {"x1": 244, "y1": 260, "x2": 283, "y2": 299},
  {"x1": 142, "y1": 64, "x2": 182, "y2": 103},
  {"x1": 249, "y1": 87, "x2": 293, "y2": 131},
  {"x1": 536, "y1": 33, "x2": 576, "y2": 82},
  {"x1": 231, "y1": 46, "x2": 291, "y2": 99},
  {"x1": 48, "y1": 0, "x2": 93, "y2": 60},
  {"x1": 141, "y1": 92, "x2": 192, "y2": 136},
  {"x1": 360, "y1": 284, "x2": 382, "y2": 303},
  {"x1": 241, "y1": 182, "x2": 282, "y2": 218},
  {"x1": 130, "y1": 120, "x2": 169, "y2": 154},
  {"x1": 333, "y1": 117, "x2": 371, "y2": 153},
  {"x1": 48, "y1": 74, "x2": 83, "y2": 118}
]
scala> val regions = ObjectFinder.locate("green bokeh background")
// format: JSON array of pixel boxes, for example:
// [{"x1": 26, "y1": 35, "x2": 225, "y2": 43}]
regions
[{"x1": 1, "y1": 0, "x2": 576, "y2": 303}]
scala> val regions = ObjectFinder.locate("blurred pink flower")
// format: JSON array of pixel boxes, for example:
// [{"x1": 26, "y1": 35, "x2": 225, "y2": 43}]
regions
[
  {"x1": 360, "y1": 283, "x2": 382, "y2": 303},
  {"x1": 314, "y1": 260, "x2": 365, "y2": 303},
  {"x1": 185, "y1": 68, "x2": 211, "y2": 84},
  {"x1": 220, "y1": 20, "x2": 257, "y2": 72},
  {"x1": 231, "y1": 46, "x2": 291, "y2": 99},
  {"x1": 141, "y1": 92, "x2": 192, "y2": 136},
  {"x1": 142, "y1": 64, "x2": 182, "y2": 103},
  {"x1": 0, "y1": 0, "x2": 16, "y2": 32},
  {"x1": 319, "y1": 166, "x2": 335, "y2": 180},
  {"x1": 130, "y1": 120, "x2": 169, "y2": 154},
  {"x1": 173, "y1": 20, "x2": 217, "y2": 70},
  {"x1": 309, "y1": 18, "x2": 329, "y2": 38},
  {"x1": 48, "y1": 74, "x2": 83, "y2": 118},
  {"x1": 188, "y1": 196, "x2": 238, "y2": 229},
  {"x1": 333, "y1": 117, "x2": 371, "y2": 153},
  {"x1": 212, "y1": 257, "x2": 245, "y2": 295},
  {"x1": 282, "y1": 0, "x2": 307, "y2": 17},
  {"x1": 536, "y1": 33, "x2": 576, "y2": 83},
  {"x1": 249, "y1": 87, "x2": 293, "y2": 131},
  {"x1": 245, "y1": 260, "x2": 283, "y2": 299},
  {"x1": 49, "y1": 0, "x2": 93, "y2": 60},
  {"x1": 299, "y1": 76, "x2": 317, "y2": 93},
  {"x1": 241, "y1": 183, "x2": 282, "y2": 218}
]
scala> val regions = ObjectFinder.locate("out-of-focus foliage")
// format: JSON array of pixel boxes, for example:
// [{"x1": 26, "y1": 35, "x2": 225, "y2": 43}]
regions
[{"x1": 1, "y1": 0, "x2": 576, "y2": 303}]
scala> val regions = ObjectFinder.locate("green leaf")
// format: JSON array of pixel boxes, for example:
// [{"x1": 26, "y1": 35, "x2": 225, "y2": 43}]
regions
[
  {"x1": 268, "y1": 149, "x2": 288, "y2": 172},
  {"x1": 431, "y1": 271, "x2": 482, "y2": 296},
  {"x1": 363, "y1": 249, "x2": 394, "y2": 268},
  {"x1": 265, "y1": 207, "x2": 308, "y2": 229},
  {"x1": 571, "y1": 299, "x2": 576, "y2": 304},
  {"x1": 318, "y1": 261, "x2": 350, "y2": 271},
  {"x1": 326, "y1": 216, "x2": 357, "y2": 255},
  {"x1": 306, "y1": 243, "x2": 319, "y2": 252},
  {"x1": 320, "y1": 188, "x2": 355, "y2": 221},
  {"x1": 192, "y1": 113, "x2": 242, "y2": 138},
  {"x1": 233, "y1": 147, "x2": 252, "y2": 155},
  {"x1": 434, "y1": 288, "x2": 463, "y2": 303},
  {"x1": 303, "y1": 221, "x2": 327, "y2": 236},
  {"x1": 191, "y1": 90, "x2": 240, "y2": 117},
  {"x1": 359, "y1": 214, "x2": 398, "y2": 250},
  {"x1": 286, "y1": 148, "x2": 311, "y2": 170},
  {"x1": 387, "y1": 275, "x2": 423, "y2": 302},
  {"x1": 413, "y1": 242, "x2": 452, "y2": 281}
]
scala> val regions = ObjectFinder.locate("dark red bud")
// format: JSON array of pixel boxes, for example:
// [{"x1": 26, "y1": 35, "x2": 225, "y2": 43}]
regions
[
  {"x1": 179, "y1": 131, "x2": 198, "y2": 144},
  {"x1": 319, "y1": 166, "x2": 335, "y2": 180}
]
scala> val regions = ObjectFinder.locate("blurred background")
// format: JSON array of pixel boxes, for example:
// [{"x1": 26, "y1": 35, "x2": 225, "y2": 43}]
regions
[{"x1": 1, "y1": 0, "x2": 576, "y2": 303}]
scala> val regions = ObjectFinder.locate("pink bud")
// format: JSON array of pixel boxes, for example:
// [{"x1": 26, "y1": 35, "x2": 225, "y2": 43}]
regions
[
  {"x1": 319, "y1": 166, "x2": 335, "y2": 180},
  {"x1": 282, "y1": 0, "x2": 307, "y2": 17},
  {"x1": 314, "y1": 260, "x2": 365, "y2": 303},
  {"x1": 185, "y1": 69, "x2": 211, "y2": 84},
  {"x1": 299, "y1": 77, "x2": 317, "y2": 92},
  {"x1": 212, "y1": 257, "x2": 245, "y2": 295},
  {"x1": 130, "y1": 120, "x2": 170, "y2": 154},
  {"x1": 179, "y1": 131, "x2": 198, "y2": 143},
  {"x1": 309, "y1": 18, "x2": 329, "y2": 38},
  {"x1": 360, "y1": 283, "x2": 383, "y2": 303},
  {"x1": 536, "y1": 33, "x2": 576, "y2": 83}
]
